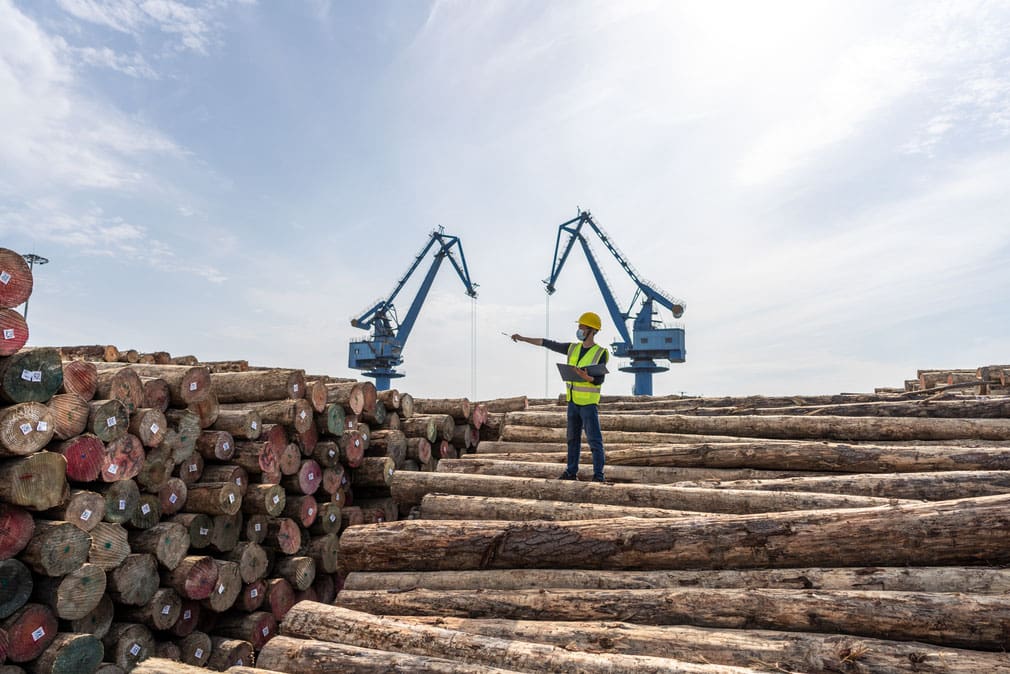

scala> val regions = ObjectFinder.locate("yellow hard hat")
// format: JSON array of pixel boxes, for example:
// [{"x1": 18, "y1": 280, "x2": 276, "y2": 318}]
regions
[{"x1": 576, "y1": 312, "x2": 602, "y2": 331}]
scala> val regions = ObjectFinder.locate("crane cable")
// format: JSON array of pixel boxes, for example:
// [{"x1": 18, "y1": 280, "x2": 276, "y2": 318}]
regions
[
  {"x1": 544, "y1": 293, "x2": 550, "y2": 398},
  {"x1": 470, "y1": 295, "x2": 478, "y2": 401}
]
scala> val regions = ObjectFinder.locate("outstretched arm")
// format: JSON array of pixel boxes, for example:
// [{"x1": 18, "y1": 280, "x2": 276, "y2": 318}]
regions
[{"x1": 511, "y1": 334, "x2": 544, "y2": 346}]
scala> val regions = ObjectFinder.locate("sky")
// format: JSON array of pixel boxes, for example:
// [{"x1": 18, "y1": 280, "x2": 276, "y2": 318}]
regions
[{"x1": 3, "y1": 0, "x2": 1010, "y2": 400}]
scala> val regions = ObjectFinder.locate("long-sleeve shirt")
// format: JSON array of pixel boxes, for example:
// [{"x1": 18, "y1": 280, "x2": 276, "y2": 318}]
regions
[{"x1": 542, "y1": 339, "x2": 608, "y2": 385}]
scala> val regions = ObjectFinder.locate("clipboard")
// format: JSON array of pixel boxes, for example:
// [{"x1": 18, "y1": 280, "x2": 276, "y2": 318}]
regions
[{"x1": 557, "y1": 363, "x2": 609, "y2": 382}]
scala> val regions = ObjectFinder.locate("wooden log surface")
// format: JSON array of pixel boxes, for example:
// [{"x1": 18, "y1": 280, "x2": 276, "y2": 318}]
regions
[
  {"x1": 1, "y1": 603, "x2": 56, "y2": 663},
  {"x1": 336, "y1": 587, "x2": 1010, "y2": 650},
  {"x1": 95, "y1": 364, "x2": 210, "y2": 406},
  {"x1": 29, "y1": 631, "x2": 104, "y2": 674},
  {"x1": 393, "y1": 617, "x2": 1010, "y2": 674},
  {"x1": 0, "y1": 349, "x2": 62, "y2": 404},
  {"x1": 389, "y1": 471, "x2": 901, "y2": 513},
  {"x1": 418, "y1": 494, "x2": 701, "y2": 521},
  {"x1": 344, "y1": 565, "x2": 1010, "y2": 593},
  {"x1": 504, "y1": 410, "x2": 1010, "y2": 441},
  {"x1": 0, "y1": 402, "x2": 55, "y2": 456},
  {"x1": 87, "y1": 522, "x2": 130, "y2": 571},
  {"x1": 279, "y1": 602, "x2": 760, "y2": 674},
  {"x1": 338, "y1": 494, "x2": 1010, "y2": 572},
  {"x1": 0, "y1": 451, "x2": 67, "y2": 511},
  {"x1": 211, "y1": 369, "x2": 305, "y2": 403},
  {"x1": 0, "y1": 559, "x2": 33, "y2": 619},
  {"x1": 444, "y1": 458, "x2": 827, "y2": 483},
  {"x1": 32, "y1": 562, "x2": 106, "y2": 620},
  {"x1": 46, "y1": 393, "x2": 89, "y2": 441},
  {"x1": 21, "y1": 521, "x2": 89, "y2": 577},
  {"x1": 59, "y1": 359, "x2": 98, "y2": 401},
  {"x1": 0, "y1": 249, "x2": 33, "y2": 309}
]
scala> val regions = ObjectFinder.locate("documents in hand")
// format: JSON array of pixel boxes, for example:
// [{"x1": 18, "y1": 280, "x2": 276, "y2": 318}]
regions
[{"x1": 556, "y1": 363, "x2": 609, "y2": 382}]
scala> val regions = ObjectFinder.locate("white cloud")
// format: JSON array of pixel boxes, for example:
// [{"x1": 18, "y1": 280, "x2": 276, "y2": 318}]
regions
[{"x1": 75, "y1": 45, "x2": 157, "y2": 78}]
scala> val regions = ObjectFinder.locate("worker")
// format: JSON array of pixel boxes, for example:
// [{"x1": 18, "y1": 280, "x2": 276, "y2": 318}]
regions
[{"x1": 511, "y1": 311, "x2": 609, "y2": 482}]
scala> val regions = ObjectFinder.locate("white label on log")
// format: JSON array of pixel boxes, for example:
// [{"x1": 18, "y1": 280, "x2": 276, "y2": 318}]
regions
[
  {"x1": 293, "y1": 384, "x2": 299, "y2": 392},
  {"x1": 307, "y1": 507, "x2": 314, "y2": 516},
  {"x1": 118, "y1": 499, "x2": 126, "y2": 510},
  {"x1": 254, "y1": 523, "x2": 262, "y2": 532},
  {"x1": 169, "y1": 493, "x2": 178, "y2": 504},
  {"x1": 36, "y1": 420, "x2": 48, "y2": 432},
  {"x1": 2, "y1": 329, "x2": 13, "y2": 340},
  {"x1": 199, "y1": 527, "x2": 209, "y2": 536},
  {"x1": 308, "y1": 472, "x2": 315, "y2": 480},
  {"x1": 261, "y1": 626, "x2": 269, "y2": 636},
  {"x1": 107, "y1": 416, "x2": 117, "y2": 427},
  {"x1": 80, "y1": 509, "x2": 92, "y2": 521},
  {"x1": 188, "y1": 463, "x2": 198, "y2": 472},
  {"x1": 141, "y1": 503, "x2": 151, "y2": 515},
  {"x1": 31, "y1": 627, "x2": 45, "y2": 642},
  {"x1": 328, "y1": 449, "x2": 336, "y2": 458},
  {"x1": 161, "y1": 605, "x2": 171, "y2": 615},
  {"x1": 341, "y1": 475, "x2": 348, "y2": 485},
  {"x1": 249, "y1": 588, "x2": 258, "y2": 598},
  {"x1": 299, "y1": 410, "x2": 307, "y2": 420},
  {"x1": 228, "y1": 493, "x2": 236, "y2": 503},
  {"x1": 189, "y1": 382, "x2": 198, "y2": 391},
  {"x1": 150, "y1": 423, "x2": 160, "y2": 434},
  {"x1": 19, "y1": 422, "x2": 32, "y2": 435},
  {"x1": 272, "y1": 495, "x2": 280, "y2": 504},
  {"x1": 251, "y1": 421, "x2": 258, "y2": 429},
  {"x1": 329, "y1": 513, "x2": 336, "y2": 522},
  {"x1": 107, "y1": 463, "x2": 118, "y2": 475},
  {"x1": 183, "y1": 610, "x2": 192, "y2": 620},
  {"x1": 235, "y1": 477, "x2": 242, "y2": 486},
  {"x1": 223, "y1": 441, "x2": 230, "y2": 451},
  {"x1": 377, "y1": 516, "x2": 384, "y2": 522},
  {"x1": 195, "y1": 648, "x2": 204, "y2": 658},
  {"x1": 20, "y1": 369, "x2": 32, "y2": 381},
  {"x1": 0, "y1": 271, "x2": 9, "y2": 285},
  {"x1": 217, "y1": 585, "x2": 225, "y2": 594},
  {"x1": 130, "y1": 643, "x2": 141, "y2": 657},
  {"x1": 237, "y1": 659, "x2": 243, "y2": 666}
]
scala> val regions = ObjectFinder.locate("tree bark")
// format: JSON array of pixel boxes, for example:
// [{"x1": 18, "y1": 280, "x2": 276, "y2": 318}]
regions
[
  {"x1": 600, "y1": 441, "x2": 1010, "y2": 472},
  {"x1": 400, "y1": 416, "x2": 437, "y2": 443},
  {"x1": 504, "y1": 410, "x2": 1010, "y2": 441},
  {"x1": 211, "y1": 369, "x2": 305, "y2": 403},
  {"x1": 182, "y1": 482, "x2": 242, "y2": 516},
  {"x1": 206, "y1": 636, "x2": 254, "y2": 671},
  {"x1": 211, "y1": 611, "x2": 276, "y2": 650},
  {"x1": 323, "y1": 383, "x2": 365, "y2": 416},
  {"x1": 279, "y1": 602, "x2": 759, "y2": 674},
  {"x1": 95, "y1": 364, "x2": 210, "y2": 406},
  {"x1": 352, "y1": 457, "x2": 395, "y2": 489},
  {"x1": 393, "y1": 617, "x2": 1010, "y2": 674},
  {"x1": 337, "y1": 587, "x2": 1010, "y2": 651},
  {"x1": 419, "y1": 494, "x2": 698, "y2": 521},
  {"x1": 211, "y1": 409, "x2": 262, "y2": 440},
  {"x1": 389, "y1": 471, "x2": 898, "y2": 512},
  {"x1": 338, "y1": 494, "x2": 1010, "y2": 573},
  {"x1": 221, "y1": 400, "x2": 313, "y2": 433},
  {"x1": 441, "y1": 458, "x2": 826, "y2": 483},
  {"x1": 413, "y1": 398, "x2": 472, "y2": 422}
]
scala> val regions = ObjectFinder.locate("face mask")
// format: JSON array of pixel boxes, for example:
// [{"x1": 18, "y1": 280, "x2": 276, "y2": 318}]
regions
[{"x1": 576, "y1": 328, "x2": 588, "y2": 341}]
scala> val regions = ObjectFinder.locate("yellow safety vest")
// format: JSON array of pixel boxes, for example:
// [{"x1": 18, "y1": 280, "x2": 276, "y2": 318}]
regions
[{"x1": 566, "y1": 343, "x2": 605, "y2": 405}]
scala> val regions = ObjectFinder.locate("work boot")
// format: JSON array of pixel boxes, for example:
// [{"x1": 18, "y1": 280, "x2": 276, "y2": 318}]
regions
[
  {"x1": 592, "y1": 475, "x2": 607, "y2": 484},
  {"x1": 558, "y1": 471, "x2": 577, "y2": 481}
]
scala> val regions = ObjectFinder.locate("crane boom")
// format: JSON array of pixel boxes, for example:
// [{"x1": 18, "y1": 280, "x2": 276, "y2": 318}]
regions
[
  {"x1": 544, "y1": 209, "x2": 686, "y2": 396},
  {"x1": 349, "y1": 227, "x2": 477, "y2": 390}
]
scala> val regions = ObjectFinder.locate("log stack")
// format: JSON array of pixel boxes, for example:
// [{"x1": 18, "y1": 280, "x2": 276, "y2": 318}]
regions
[
  {"x1": 330, "y1": 378, "x2": 1010, "y2": 673},
  {"x1": 0, "y1": 332, "x2": 449, "y2": 673}
]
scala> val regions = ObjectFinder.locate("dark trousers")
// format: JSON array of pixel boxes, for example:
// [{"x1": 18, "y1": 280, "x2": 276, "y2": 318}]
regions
[{"x1": 566, "y1": 401, "x2": 605, "y2": 480}]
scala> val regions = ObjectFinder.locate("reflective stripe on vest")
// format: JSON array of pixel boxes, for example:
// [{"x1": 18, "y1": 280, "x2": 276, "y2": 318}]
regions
[{"x1": 566, "y1": 343, "x2": 605, "y2": 405}]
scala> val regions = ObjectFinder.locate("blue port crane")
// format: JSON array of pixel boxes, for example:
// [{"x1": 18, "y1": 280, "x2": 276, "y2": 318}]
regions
[
  {"x1": 544, "y1": 209, "x2": 686, "y2": 396},
  {"x1": 348, "y1": 227, "x2": 478, "y2": 391}
]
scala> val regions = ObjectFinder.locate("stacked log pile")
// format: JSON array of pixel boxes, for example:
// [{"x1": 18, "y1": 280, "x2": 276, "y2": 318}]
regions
[
  {"x1": 0, "y1": 329, "x2": 452, "y2": 673},
  {"x1": 328, "y1": 385, "x2": 1010, "y2": 673}
]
